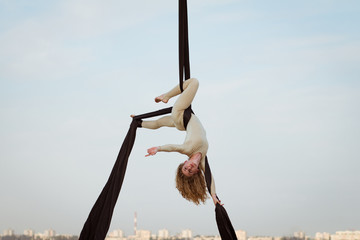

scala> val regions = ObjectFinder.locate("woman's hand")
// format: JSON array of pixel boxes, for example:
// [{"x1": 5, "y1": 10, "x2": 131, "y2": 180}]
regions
[
  {"x1": 145, "y1": 146, "x2": 159, "y2": 157},
  {"x1": 212, "y1": 194, "x2": 223, "y2": 206}
]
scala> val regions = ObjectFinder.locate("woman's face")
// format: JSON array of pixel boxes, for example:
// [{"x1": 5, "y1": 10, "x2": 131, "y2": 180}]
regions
[{"x1": 182, "y1": 160, "x2": 199, "y2": 177}]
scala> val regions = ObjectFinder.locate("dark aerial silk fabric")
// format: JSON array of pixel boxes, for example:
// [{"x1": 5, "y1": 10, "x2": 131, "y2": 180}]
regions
[
  {"x1": 205, "y1": 157, "x2": 238, "y2": 240},
  {"x1": 78, "y1": 121, "x2": 138, "y2": 240},
  {"x1": 79, "y1": 108, "x2": 172, "y2": 240},
  {"x1": 179, "y1": 2, "x2": 237, "y2": 237},
  {"x1": 79, "y1": 0, "x2": 237, "y2": 239}
]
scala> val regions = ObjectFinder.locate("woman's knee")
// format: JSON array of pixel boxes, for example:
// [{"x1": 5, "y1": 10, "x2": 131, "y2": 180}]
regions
[
  {"x1": 188, "y1": 77, "x2": 199, "y2": 86},
  {"x1": 183, "y1": 77, "x2": 199, "y2": 91}
]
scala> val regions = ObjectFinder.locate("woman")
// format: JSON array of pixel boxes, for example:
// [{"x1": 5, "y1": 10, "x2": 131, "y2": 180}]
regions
[{"x1": 133, "y1": 78, "x2": 220, "y2": 206}]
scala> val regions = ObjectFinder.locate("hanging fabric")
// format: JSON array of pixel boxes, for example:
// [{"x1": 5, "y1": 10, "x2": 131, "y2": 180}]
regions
[
  {"x1": 79, "y1": 108, "x2": 172, "y2": 240},
  {"x1": 178, "y1": 1, "x2": 237, "y2": 238},
  {"x1": 205, "y1": 157, "x2": 238, "y2": 240},
  {"x1": 178, "y1": 0, "x2": 191, "y2": 91},
  {"x1": 178, "y1": 0, "x2": 193, "y2": 130}
]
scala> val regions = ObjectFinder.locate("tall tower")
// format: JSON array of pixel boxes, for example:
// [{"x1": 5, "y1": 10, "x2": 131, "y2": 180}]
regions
[{"x1": 134, "y1": 211, "x2": 137, "y2": 235}]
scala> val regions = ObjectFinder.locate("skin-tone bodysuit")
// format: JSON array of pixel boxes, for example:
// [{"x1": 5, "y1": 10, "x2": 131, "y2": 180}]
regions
[{"x1": 141, "y1": 78, "x2": 217, "y2": 198}]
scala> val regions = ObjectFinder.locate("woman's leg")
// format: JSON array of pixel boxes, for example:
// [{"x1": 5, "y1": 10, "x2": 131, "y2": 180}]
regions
[
  {"x1": 172, "y1": 78, "x2": 199, "y2": 113},
  {"x1": 141, "y1": 116, "x2": 175, "y2": 129},
  {"x1": 156, "y1": 78, "x2": 199, "y2": 106}
]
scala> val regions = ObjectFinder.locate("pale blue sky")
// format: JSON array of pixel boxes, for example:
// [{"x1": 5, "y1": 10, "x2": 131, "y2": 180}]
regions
[{"x1": 1, "y1": 0, "x2": 359, "y2": 237}]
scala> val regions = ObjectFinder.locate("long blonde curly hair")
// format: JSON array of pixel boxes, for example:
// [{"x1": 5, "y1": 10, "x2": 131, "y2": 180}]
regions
[{"x1": 175, "y1": 163, "x2": 208, "y2": 205}]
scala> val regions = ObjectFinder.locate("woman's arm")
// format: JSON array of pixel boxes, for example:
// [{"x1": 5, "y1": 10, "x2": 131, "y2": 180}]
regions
[{"x1": 145, "y1": 144, "x2": 186, "y2": 157}]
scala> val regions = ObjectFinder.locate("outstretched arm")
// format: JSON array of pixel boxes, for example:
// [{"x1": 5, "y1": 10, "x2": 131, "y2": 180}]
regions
[
  {"x1": 145, "y1": 147, "x2": 159, "y2": 157},
  {"x1": 145, "y1": 144, "x2": 186, "y2": 157}
]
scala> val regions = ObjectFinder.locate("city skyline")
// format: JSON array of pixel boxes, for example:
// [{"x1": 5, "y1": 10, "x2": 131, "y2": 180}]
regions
[
  {"x1": 1, "y1": 0, "x2": 359, "y2": 237},
  {"x1": 2, "y1": 228, "x2": 360, "y2": 240}
]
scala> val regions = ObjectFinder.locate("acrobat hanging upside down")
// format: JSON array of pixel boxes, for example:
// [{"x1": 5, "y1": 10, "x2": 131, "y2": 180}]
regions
[{"x1": 132, "y1": 78, "x2": 221, "y2": 206}]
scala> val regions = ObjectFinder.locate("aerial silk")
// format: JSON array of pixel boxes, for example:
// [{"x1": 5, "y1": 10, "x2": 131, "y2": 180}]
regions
[
  {"x1": 78, "y1": 109, "x2": 171, "y2": 240},
  {"x1": 79, "y1": 0, "x2": 237, "y2": 239}
]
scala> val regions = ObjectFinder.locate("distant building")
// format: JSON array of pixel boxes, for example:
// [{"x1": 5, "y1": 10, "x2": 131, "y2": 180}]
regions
[
  {"x1": 294, "y1": 232, "x2": 306, "y2": 239},
  {"x1": 248, "y1": 236, "x2": 273, "y2": 240},
  {"x1": 106, "y1": 229, "x2": 126, "y2": 240},
  {"x1": 3, "y1": 229, "x2": 15, "y2": 236},
  {"x1": 193, "y1": 235, "x2": 221, "y2": 240},
  {"x1": 236, "y1": 230, "x2": 247, "y2": 240},
  {"x1": 24, "y1": 229, "x2": 35, "y2": 237},
  {"x1": 331, "y1": 231, "x2": 360, "y2": 240},
  {"x1": 127, "y1": 229, "x2": 151, "y2": 240},
  {"x1": 249, "y1": 237, "x2": 273, "y2": 240},
  {"x1": 316, "y1": 232, "x2": 331, "y2": 240},
  {"x1": 180, "y1": 229, "x2": 192, "y2": 240},
  {"x1": 158, "y1": 229, "x2": 170, "y2": 239},
  {"x1": 44, "y1": 229, "x2": 56, "y2": 237}
]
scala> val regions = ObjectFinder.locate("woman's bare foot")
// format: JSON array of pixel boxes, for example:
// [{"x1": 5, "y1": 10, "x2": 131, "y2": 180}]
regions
[
  {"x1": 155, "y1": 94, "x2": 169, "y2": 103},
  {"x1": 130, "y1": 114, "x2": 135, "y2": 118}
]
